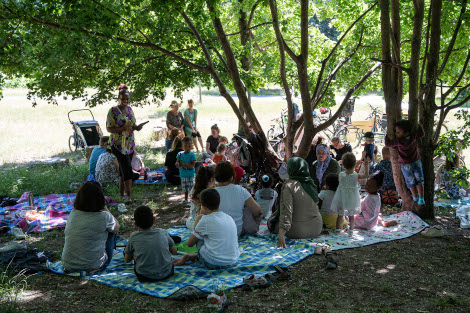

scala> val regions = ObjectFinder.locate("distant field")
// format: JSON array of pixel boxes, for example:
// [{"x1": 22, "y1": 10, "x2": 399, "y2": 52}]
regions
[{"x1": 0, "y1": 88, "x2": 467, "y2": 165}]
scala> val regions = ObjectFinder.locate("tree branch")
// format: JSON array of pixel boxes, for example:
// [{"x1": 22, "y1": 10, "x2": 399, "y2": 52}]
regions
[
  {"x1": 314, "y1": 62, "x2": 381, "y2": 133},
  {"x1": 437, "y1": 0, "x2": 467, "y2": 77},
  {"x1": 440, "y1": 82, "x2": 470, "y2": 109},
  {"x1": 370, "y1": 58, "x2": 411, "y2": 74},
  {"x1": 248, "y1": 0, "x2": 262, "y2": 28},
  {"x1": 0, "y1": 19, "x2": 21, "y2": 49},
  {"x1": 441, "y1": 49, "x2": 470, "y2": 100},
  {"x1": 225, "y1": 22, "x2": 273, "y2": 37},
  {"x1": 89, "y1": 0, "x2": 151, "y2": 43},
  {"x1": 311, "y1": 1, "x2": 378, "y2": 100},
  {"x1": 3, "y1": 4, "x2": 211, "y2": 73},
  {"x1": 314, "y1": 29, "x2": 365, "y2": 108}
]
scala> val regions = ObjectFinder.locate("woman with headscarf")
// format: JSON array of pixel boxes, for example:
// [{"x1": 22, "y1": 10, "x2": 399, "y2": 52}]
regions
[
  {"x1": 309, "y1": 144, "x2": 341, "y2": 192},
  {"x1": 268, "y1": 157, "x2": 323, "y2": 248}
]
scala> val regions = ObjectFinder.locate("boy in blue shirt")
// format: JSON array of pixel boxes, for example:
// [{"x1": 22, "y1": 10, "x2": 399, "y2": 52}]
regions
[
  {"x1": 176, "y1": 137, "x2": 197, "y2": 203},
  {"x1": 87, "y1": 136, "x2": 109, "y2": 180}
]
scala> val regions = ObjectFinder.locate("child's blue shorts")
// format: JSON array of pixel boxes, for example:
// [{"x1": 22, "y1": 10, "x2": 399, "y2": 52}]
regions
[{"x1": 400, "y1": 160, "x2": 424, "y2": 188}]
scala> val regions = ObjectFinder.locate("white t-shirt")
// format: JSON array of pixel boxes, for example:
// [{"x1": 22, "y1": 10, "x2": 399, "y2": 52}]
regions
[
  {"x1": 193, "y1": 211, "x2": 239, "y2": 266},
  {"x1": 131, "y1": 155, "x2": 143, "y2": 172},
  {"x1": 318, "y1": 190, "x2": 336, "y2": 215},
  {"x1": 214, "y1": 184, "x2": 252, "y2": 235},
  {"x1": 255, "y1": 188, "x2": 278, "y2": 219}
]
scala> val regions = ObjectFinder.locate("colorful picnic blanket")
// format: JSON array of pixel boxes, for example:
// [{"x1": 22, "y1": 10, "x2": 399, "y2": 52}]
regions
[
  {"x1": 47, "y1": 211, "x2": 428, "y2": 298},
  {"x1": 0, "y1": 194, "x2": 116, "y2": 233},
  {"x1": 134, "y1": 168, "x2": 167, "y2": 185}
]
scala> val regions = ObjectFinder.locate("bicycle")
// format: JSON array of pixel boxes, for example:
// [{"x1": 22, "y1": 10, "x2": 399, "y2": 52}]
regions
[{"x1": 267, "y1": 108, "x2": 288, "y2": 140}]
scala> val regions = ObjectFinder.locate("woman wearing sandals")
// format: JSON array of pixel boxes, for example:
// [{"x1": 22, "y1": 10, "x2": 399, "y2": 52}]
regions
[{"x1": 106, "y1": 84, "x2": 146, "y2": 204}]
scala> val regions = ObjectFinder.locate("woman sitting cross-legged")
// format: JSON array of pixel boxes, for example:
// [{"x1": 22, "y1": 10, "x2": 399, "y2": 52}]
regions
[
  {"x1": 62, "y1": 181, "x2": 120, "y2": 273},
  {"x1": 213, "y1": 161, "x2": 262, "y2": 236},
  {"x1": 268, "y1": 157, "x2": 323, "y2": 248},
  {"x1": 95, "y1": 148, "x2": 120, "y2": 186},
  {"x1": 164, "y1": 137, "x2": 184, "y2": 185}
]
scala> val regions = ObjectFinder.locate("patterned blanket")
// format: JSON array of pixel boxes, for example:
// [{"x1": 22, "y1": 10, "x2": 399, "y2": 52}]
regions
[
  {"x1": 47, "y1": 211, "x2": 428, "y2": 298},
  {"x1": 134, "y1": 168, "x2": 167, "y2": 185},
  {"x1": 0, "y1": 194, "x2": 116, "y2": 233}
]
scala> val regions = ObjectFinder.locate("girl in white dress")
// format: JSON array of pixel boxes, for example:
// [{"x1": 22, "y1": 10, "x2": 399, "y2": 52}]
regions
[{"x1": 330, "y1": 152, "x2": 370, "y2": 232}]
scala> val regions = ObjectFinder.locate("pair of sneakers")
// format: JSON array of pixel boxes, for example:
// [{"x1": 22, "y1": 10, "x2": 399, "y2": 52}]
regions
[
  {"x1": 207, "y1": 291, "x2": 228, "y2": 312},
  {"x1": 413, "y1": 196, "x2": 425, "y2": 205}
]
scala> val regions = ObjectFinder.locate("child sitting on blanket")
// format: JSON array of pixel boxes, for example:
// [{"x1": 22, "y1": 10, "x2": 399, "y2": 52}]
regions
[
  {"x1": 131, "y1": 150, "x2": 149, "y2": 175},
  {"x1": 124, "y1": 205, "x2": 177, "y2": 283},
  {"x1": 185, "y1": 166, "x2": 215, "y2": 230},
  {"x1": 254, "y1": 174, "x2": 278, "y2": 220},
  {"x1": 318, "y1": 174, "x2": 347, "y2": 229},
  {"x1": 173, "y1": 189, "x2": 239, "y2": 269},
  {"x1": 355, "y1": 171, "x2": 398, "y2": 230}
]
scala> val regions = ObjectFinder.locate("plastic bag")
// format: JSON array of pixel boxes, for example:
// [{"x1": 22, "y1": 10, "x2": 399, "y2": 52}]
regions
[{"x1": 456, "y1": 205, "x2": 470, "y2": 228}]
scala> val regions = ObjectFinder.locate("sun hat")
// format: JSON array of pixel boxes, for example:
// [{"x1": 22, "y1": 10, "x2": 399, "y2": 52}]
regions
[
  {"x1": 169, "y1": 100, "x2": 181, "y2": 108},
  {"x1": 364, "y1": 131, "x2": 374, "y2": 139}
]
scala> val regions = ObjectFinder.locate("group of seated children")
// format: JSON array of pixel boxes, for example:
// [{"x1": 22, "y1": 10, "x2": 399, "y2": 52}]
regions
[{"x1": 124, "y1": 188, "x2": 239, "y2": 283}]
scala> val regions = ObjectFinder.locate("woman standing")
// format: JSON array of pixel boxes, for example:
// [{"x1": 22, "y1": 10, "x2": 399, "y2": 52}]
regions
[
  {"x1": 106, "y1": 84, "x2": 145, "y2": 204},
  {"x1": 166, "y1": 100, "x2": 184, "y2": 136},
  {"x1": 269, "y1": 157, "x2": 323, "y2": 248},
  {"x1": 309, "y1": 144, "x2": 340, "y2": 192},
  {"x1": 184, "y1": 99, "x2": 204, "y2": 152}
]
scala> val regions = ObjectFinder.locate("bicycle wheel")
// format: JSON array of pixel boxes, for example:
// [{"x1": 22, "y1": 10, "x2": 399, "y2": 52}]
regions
[
  {"x1": 68, "y1": 135, "x2": 77, "y2": 152},
  {"x1": 267, "y1": 128, "x2": 275, "y2": 140},
  {"x1": 352, "y1": 128, "x2": 364, "y2": 149},
  {"x1": 433, "y1": 121, "x2": 448, "y2": 136},
  {"x1": 334, "y1": 127, "x2": 348, "y2": 143}
]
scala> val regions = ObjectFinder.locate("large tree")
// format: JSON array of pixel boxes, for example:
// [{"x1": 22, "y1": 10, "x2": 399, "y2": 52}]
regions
[{"x1": 0, "y1": 0, "x2": 382, "y2": 162}]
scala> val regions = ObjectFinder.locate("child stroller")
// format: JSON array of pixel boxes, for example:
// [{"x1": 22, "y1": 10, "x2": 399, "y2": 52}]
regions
[{"x1": 68, "y1": 109, "x2": 103, "y2": 152}]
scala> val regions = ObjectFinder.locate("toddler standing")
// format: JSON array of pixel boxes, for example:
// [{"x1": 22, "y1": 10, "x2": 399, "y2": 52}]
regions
[
  {"x1": 176, "y1": 137, "x2": 197, "y2": 203},
  {"x1": 385, "y1": 120, "x2": 425, "y2": 205},
  {"x1": 254, "y1": 174, "x2": 278, "y2": 220},
  {"x1": 330, "y1": 152, "x2": 370, "y2": 233}
]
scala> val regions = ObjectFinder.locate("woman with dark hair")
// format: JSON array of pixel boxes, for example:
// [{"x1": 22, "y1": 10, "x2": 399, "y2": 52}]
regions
[
  {"x1": 164, "y1": 137, "x2": 184, "y2": 185},
  {"x1": 106, "y1": 84, "x2": 146, "y2": 204},
  {"x1": 309, "y1": 144, "x2": 341, "y2": 192},
  {"x1": 206, "y1": 124, "x2": 220, "y2": 156},
  {"x1": 62, "y1": 181, "x2": 120, "y2": 272},
  {"x1": 269, "y1": 157, "x2": 323, "y2": 248},
  {"x1": 214, "y1": 161, "x2": 262, "y2": 236}
]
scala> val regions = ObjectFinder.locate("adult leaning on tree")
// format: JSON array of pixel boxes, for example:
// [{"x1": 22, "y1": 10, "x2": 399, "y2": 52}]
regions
[
  {"x1": 309, "y1": 144, "x2": 340, "y2": 193},
  {"x1": 106, "y1": 84, "x2": 146, "y2": 204}
]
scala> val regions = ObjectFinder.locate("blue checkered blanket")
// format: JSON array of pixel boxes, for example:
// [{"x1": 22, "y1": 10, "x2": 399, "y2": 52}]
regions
[{"x1": 47, "y1": 211, "x2": 428, "y2": 298}]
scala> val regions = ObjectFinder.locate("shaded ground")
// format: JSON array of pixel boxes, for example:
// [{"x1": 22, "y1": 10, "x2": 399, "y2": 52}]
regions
[{"x1": 2, "y1": 194, "x2": 468, "y2": 313}]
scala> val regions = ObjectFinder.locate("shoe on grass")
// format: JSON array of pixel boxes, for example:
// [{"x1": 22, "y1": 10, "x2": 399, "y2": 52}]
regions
[
  {"x1": 421, "y1": 225, "x2": 446, "y2": 237},
  {"x1": 207, "y1": 291, "x2": 228, "y2": 312},
  {"x1": 11, "y1": 227, "x2": 26, "y2": 240},
  {"x1": 242, "y1": 274, "x2": 271, "y2": 288}
]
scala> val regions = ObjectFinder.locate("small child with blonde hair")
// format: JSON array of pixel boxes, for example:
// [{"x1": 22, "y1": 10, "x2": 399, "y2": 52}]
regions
[{"x1": 330, "y1": 152, "x2": 370, "y2": 233}]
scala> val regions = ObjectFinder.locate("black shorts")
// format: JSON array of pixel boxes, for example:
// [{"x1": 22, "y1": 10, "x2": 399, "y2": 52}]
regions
[
  {"x1": 111, "y1": 146, "x2": 134, "y2": 181},
  {"x1": 191, "y1": 131, "x2": 201, "y2": 138},
  {"x1": 134, "y1": 266, "x2": 174, "y2": 283}
]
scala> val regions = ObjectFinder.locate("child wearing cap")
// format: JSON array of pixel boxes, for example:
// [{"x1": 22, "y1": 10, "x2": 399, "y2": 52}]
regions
[
  {"x1": 254, "y1": 174, "x2": 278, "y2": 220},
  {"x1": 359, "y1": 132, "x2": 378, "y2": 186}
]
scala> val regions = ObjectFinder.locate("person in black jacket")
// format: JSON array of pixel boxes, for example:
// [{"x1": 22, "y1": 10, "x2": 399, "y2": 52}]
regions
[
  {"x1": 330, "y1": 136, "x2": 352, "y2": 165},
  {"x1": 164, "y1": 137, "x2": 184, "y2": 185}
]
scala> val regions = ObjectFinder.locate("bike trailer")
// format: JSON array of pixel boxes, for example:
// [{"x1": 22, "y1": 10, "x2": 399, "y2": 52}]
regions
[{"x1": 68, "y1": 109, "x2": 103, "y2": 151}]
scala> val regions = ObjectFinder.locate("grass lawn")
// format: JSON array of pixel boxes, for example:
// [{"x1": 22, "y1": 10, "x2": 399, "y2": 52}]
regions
[{"x1": 0, "y1": 89, "x2": 470, "y2": 312}]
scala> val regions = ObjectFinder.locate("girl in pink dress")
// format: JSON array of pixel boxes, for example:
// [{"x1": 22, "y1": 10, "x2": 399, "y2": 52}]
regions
[{"x1": 355, "y1": 171, "x2": 398, "y2": 230}]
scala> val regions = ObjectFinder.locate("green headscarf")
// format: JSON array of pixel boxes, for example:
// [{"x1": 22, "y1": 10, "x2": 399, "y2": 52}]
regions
[{"x1": 287, "y1": 157, "x2": 318, "y2": 203}]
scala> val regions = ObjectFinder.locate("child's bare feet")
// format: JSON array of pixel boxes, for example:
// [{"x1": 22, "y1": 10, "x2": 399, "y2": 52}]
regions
[
  {"x1": 383, "y1": 220, "x2": 398, "y2": 227},
  {"x1": 173, "y1": 253, "x2": 198, "y2": 266}
]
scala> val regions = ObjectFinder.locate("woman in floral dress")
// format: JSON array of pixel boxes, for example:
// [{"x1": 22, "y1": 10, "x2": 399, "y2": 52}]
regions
[{"x1": 106, "y1": 84, "x2": 145, "y2": 204}]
